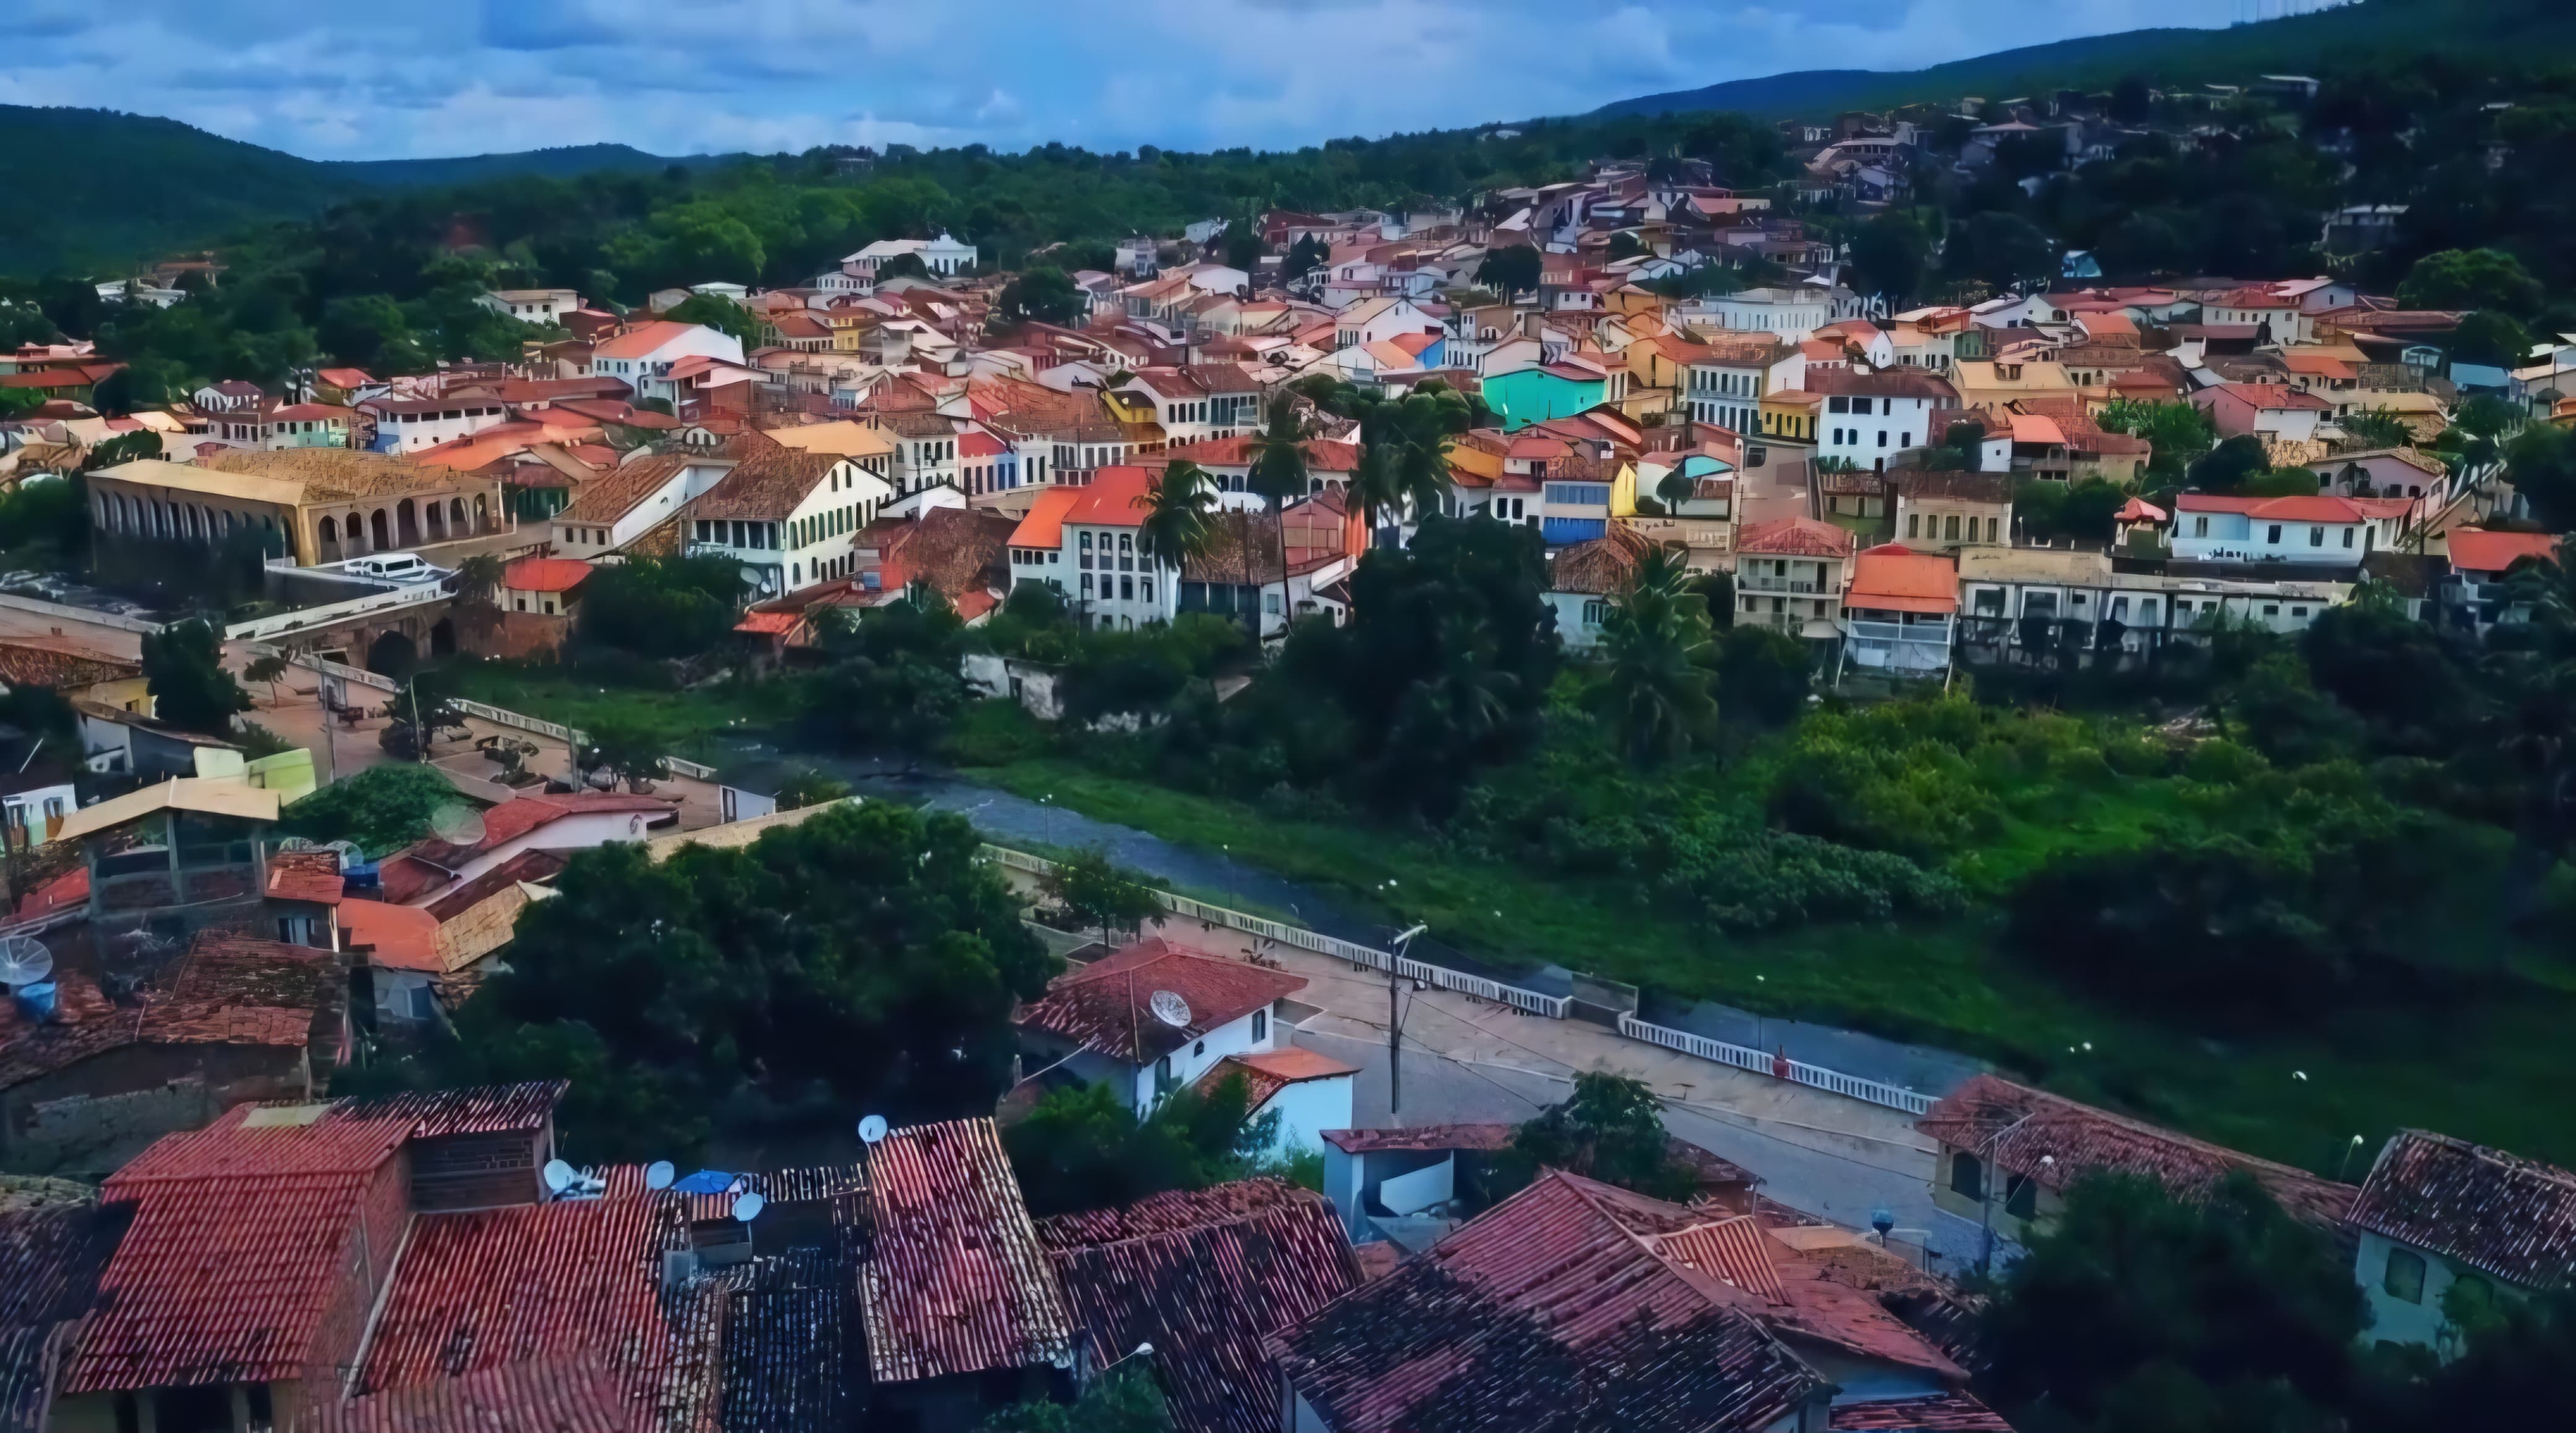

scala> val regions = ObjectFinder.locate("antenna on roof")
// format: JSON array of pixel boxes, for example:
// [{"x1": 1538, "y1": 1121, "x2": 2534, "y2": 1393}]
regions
[
  {"x1": 645, "y1": 1161, "x2": 677, "y2": 1191},
  {"x1": 857, "y1": 1114, "x2": 889, "y2": 1144},
  {"x1": 733, "y1": 1191, "x2": 767, "y2": 1223},
  {"x1": 429, "y1": 802, "x2": 487, "y2": 847},
  {"x1": 542, "y1": 1158, "x2": 577, "y2": 1195},
  {"x1": 0, "y1": 934, "x2": 53, "y2": 989}
]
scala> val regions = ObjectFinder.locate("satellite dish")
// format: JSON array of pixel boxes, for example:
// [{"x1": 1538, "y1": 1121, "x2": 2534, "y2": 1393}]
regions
[
  {"x1": 645, "y1": 1161, "x2": 676, "y2": 1191},
  {"x1": 429, "y1": 802, "x2": 487, "y2": 847},
  {"x1": 1149, "y1": 989, "x2": 1193, "y2": 1029},
  {"x1": 734, "y1": 1191, "x2": 767, "y2": 1222},
  {"x1": 857, "y1": 1114, "x2": 889, "y2": 1145},
  {"x1": 0, "y1": 935, "x2": 52, "y2": 988},
  {"x1": 542, "y1": 1159, "x2": 576, "y2": 1194}
]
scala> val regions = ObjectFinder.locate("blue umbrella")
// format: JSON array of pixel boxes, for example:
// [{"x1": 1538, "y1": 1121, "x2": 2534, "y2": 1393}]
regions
[{"x1": 669, "y1": 1169, "x2": 736, "y2": 1195}]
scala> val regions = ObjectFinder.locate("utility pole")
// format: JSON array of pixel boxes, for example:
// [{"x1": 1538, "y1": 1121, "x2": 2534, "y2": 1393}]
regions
[{"x1": 1388, "y1": 923, "x2": 1426, "y2": 1122}]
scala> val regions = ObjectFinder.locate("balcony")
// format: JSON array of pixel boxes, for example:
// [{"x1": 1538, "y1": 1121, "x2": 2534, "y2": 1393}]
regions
[{"x1": 1738, "y1": 575, "x2": 1820, "y2": 593}]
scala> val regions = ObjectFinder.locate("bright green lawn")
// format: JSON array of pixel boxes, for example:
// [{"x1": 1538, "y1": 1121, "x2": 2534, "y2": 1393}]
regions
[
  {"x1": 965, "y1": 756, "x2": 2576, "y2": 1175},
  {"x1": 440, "y1": 664, "x2": 794, "y2": 760}
]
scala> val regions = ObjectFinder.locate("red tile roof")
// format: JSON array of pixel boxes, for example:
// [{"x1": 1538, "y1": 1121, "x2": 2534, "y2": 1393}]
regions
[
  {"x1": 352, "y1": 1193, "x2": 674, "y2": 1393},
  {"x1": 72, "y1": 1105, "x2": 409, "y2": 1392},
  {"x1": 1045, "y1": 1185, "x2": 1360, "y2": 1433},
  {"x1": 2445, "y1": 528, "x2": 2562, "y2": 575},
  {"x1": 339, "y1": 898, "x2": 443, "y2": 972},
  {"x1": 1006, "y1": 484, "x2": 1085, "y2": 549},
  {"x1": 2346, "y1": 1130, "x2": 2576, "y2": 1289},
  {"x1": 0, "y1": 636, "x2": 141, "y2": 692},
  {"x1": 1017, "y1": 938, "x2": 1307, "y2": 1063},
  {"x1": 1846, "y1": 546, "x2": 1959, "y2": 615},
  {"x1": 1829, "y1": 1393, "x2": 2016, "y2": 1431},
  {"x1": 1917, "y1": 1074, "x2": 2356, "y2": 1226},
  {"x1": 1193, "y1": 1047, "x2": 1357, "y2": 1111},
  {"x1": 1737, "y1": 516, "x2": 1856, "y2": 558},
  {"x1": 503, "y1": 556, "x2": 592, "y2": 594},
  {"x1": 856, "y1": 1117, "x2": 1075, "y2": 1383},
  {"x1": 1061, "y1": 466, "x2": 1155, "y2": 528},
  {"x1": 1035, "y1": 1178, "x2": 1320, "y2": 1250},
  {"x1": 1269, "y1": 1171, "x2": 1819, "y2": 1433},
  {"x1": 2202, "y1": 381, "x2": 2330, "y2": 411},
  {"x1": 1654, "y1": 1215, "x2": 1786, "y2": 1302},
  {"x1": 266, "y1": 849, "x2": 347, "y2": 905},
  {"x1": 591, "y1": 321, "x2": 709, "y2": 360},
  {"x1": 2172, "y1": 492, "x2": 2371, "y2": 523},
  {"x1": 1320, "y1": 1123, "x2": 1518, "y2": 1154},
  {"x1": 311, "y1": 1351, "x2": 650, "y2": 1433}
]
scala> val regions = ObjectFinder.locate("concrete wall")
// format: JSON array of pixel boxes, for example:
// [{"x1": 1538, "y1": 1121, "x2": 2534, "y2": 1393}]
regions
[
  {"x1": 1256, "y1": 1076, "x2": 1354, "y2": 1159},
  {"x1": 1128, "y1": 1008, "x2": 1272, "y2": 1116},
  {"x1": 1, "y1": 1042, "x2": 312, "y2": 1178}
]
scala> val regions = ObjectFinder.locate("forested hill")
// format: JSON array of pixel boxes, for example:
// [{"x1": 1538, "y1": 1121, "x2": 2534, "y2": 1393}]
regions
[
  {"x1": 0, "y1": 107, "x2": 714, "y2": 277},
  {"x1": 1592, "y1": 0, "x2": 2575, "y2": 121}
]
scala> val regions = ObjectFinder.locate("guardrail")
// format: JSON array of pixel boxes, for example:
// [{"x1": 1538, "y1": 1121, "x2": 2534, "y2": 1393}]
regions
[
  {"x1": 0, "y1": 591, "x2": 166, "y2": 635},
  {"x1": 983, "y1": 844, "x2": 1573, "y2": 1018},
  {"x1": 1617, "y1": 1013, "x2": 1938, "y2": 1115},
  {"x1": 223, "y1": 581, "x2": 448, "y2": 642}
]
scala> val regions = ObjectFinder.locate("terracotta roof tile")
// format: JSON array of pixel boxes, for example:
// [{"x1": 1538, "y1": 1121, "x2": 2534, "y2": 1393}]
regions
[
  {"x1": 1736, "y1": 517, "x2": 1855, "y2": 558},
  {"x1": 2347, "y1": 1130, "x2": 2576, "y2": 1289},
  {"x1": 856, "y1": 1117, "x2": 1076, "y2": 1383},
  {"x1": 1017, "y1": 938, "x2": 1306, "y2": 1063},
  {"x1": 555, "y1": 453, "x2": 692, "y2": 526}
]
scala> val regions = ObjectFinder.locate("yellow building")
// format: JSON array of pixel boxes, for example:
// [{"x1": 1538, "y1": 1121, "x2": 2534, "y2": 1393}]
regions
[
  {"x1": 1950, "y1": 359, "x2": 2079, "y2": 413},
  {"x1": 1759, "y1": 389, "x2": 1821, "y2": 444},
  {"x1": 90, "y1": 450, "x2": 508, "y2": 566}
]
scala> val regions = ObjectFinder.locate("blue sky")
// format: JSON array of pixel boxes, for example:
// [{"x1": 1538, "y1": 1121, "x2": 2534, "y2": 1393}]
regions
[{"x1": 1, "y1": 1, "x2": 2239, "y2": 161}]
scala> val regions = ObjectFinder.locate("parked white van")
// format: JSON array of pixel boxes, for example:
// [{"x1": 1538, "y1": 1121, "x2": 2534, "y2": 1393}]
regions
[{"x1": 349, "y1": 553, "x2": 435, "y2": 583}]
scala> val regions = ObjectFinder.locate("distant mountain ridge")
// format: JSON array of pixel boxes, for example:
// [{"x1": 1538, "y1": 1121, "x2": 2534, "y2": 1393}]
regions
[
  {"x1": 1592, "y1": 0, "x2": 2563, "y2": 121},
  {"x1": 0, "y1": 107, "x2": 721, "y2": 277}
]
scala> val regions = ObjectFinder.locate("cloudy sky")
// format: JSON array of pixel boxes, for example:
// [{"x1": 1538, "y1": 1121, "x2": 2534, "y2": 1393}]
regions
[{"x1": 2, "y1": 0, "x2": 2240, "y2": 161}]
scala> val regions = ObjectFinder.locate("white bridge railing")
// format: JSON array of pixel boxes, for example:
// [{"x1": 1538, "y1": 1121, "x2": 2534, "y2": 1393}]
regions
[
  {"x1": 223, "y1": 581, "x2": 450, "y2": 642},
  {"x1": 984, "y1": 844, "x2": 1574, "y2": 1018},
  {"x1": 1618, "y1": 1013, "x2": 1938, "y2": 1115}
]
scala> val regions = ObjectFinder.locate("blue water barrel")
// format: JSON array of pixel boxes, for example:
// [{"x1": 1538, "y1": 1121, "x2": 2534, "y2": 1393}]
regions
[{"x1": 11, "y1": 981, "x2": 56, "y2": 1023}]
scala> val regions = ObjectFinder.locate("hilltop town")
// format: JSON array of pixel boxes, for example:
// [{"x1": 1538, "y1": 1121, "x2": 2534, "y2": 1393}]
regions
[{"x1": 2, "y1": 61, "x2": 2576, "y2": 1433}]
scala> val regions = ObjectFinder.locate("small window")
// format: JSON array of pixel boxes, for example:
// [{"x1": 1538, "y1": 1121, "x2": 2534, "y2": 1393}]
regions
[
  {"x1": 1906, "y1": 513, "x2": 1920, "y2": 539},
  {"x1": 2343, "y1": 528, "x2": 2356, "y2": 549},
  {"x1": 2004, "y1": 1174, "x2": 2037, "y2": 1221},
  {"x1": 1949, "y1": 1152, "x2": 1983, "y2": 1201},
  {"x1": 2309, "y1": 525, "x2": 2325, "y2": 547},
  {"x1": 2267, "y1": 523, "x2": 2283, "y2": 544},
  {"x1": 2264, "y1": 604, "x2": 2281, "y2": 616},
  {"x1": 1193, "y1": 1039, "x2": 1206, "y2": 1057},
  {"x1": 2382, "y1": 1246, "x2": 2426, "y2": 1303},
  {"x1": 1252, "y1": 1009, "x2": 1268, "y2": 1043}
]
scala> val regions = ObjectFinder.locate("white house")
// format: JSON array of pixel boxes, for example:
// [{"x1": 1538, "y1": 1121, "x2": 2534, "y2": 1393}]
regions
[
  {"x1": 587, "y1": 321, "x2": 747, "y2": 408},
  {"x1": 1809, "y1": 367, "x2": 1960, "y2": 471},
  {"x1": 476, "y1": 288, "x2": 582, "y2": 323},
  {"x1": 1680, "y1": 334, "x2": 1801, "y2": 433},
  {"x1": 842, "y1": 232, "x2": 978, "y2": 279},
  {"x1": 2170, "y1": 493, "x2": 2384, "y2": 567},
  {"x1": 1013, "y1": 936, "x2": 1326, "y2": 1122},
  {"x1": 1687, "y1": 286, "x2": 1832, "y2": 340},
  {"x1": 373, "y1": 790, "x2": 677, "y2": 907},
  {"x1": 359, "y1": 394, "x2": 510, "y2": 453},
  {"x1": 2346, "y1": 1130, "x2": 2576, "y2": 1354},
  {"x1": 1331, "y1": 296, "x2": 1442, "y2": 351},
  {"x1": 551, "y1": 451, "x2": 731, "y2": 560},
  {"x1": 2200, "y1": 285, "x2": 2313, "y2": 344},
  {"x1": 684, "y1": 445, "x2": 894, "y2": 596},
  {"x1": 1058, "y1": 466, "x2": 1178, "y2": 629}
]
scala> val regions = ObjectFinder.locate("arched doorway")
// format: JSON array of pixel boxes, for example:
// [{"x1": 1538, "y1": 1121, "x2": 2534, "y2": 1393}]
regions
[
  {"x1": 318, "y1": 516, "x2": 339, "y2": 563},
  {"x1": 370, "y1": 508, "x2": 391, "y2": 551},
  {"x1": 365, "y1": 630, "x2": 419, "y2": 678},
  {"x1": 425, "y1": 503, "x2": 446, "y2": 542},
  {"x1": 450, "y1": 498, "x2": 469, "y2": 534},
  {"x1": 429, "y1": 618, "x2": 456, "y2": 657},
  {"x1": 396, "y1": 499, "x2": 420, "y2": 547}
]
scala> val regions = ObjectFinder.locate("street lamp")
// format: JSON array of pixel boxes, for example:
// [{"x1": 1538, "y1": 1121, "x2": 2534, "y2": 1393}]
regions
[{"x1": 1039, "y1": 793, "x2": 1054, "y2": 848}]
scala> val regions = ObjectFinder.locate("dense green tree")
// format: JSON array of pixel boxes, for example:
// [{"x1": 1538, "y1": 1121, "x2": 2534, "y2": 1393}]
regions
[
  {"x1": 2502, "y1": 422, "x2": 2576, "y2": 531},
  {"x1": 1039, "y1": 845, "x2": 1162, "y2": 938},
  {"x1": 1136, "y1": 460, "x2": 1220, "y2": 572},
  {"x1": 981, "y1": 1364, "x2": 1171, "y2": 1433},
  {"x1": 463, "y1": 801, "x2": 1054, "y2": 1151},
  {"x1": 802, "y1": 588, "x2": 969, "y2": 759},
  {"x1": 996, "y1": 265, "x2": 1084, "y2": 327},
  {"x1": 1977, "y1": 1172, "x2": 2369, "y2": 1433},
  {"x1": 2099, "y1": 399, "x2": 2216, "y2": 480},
  {"x1": 576, "y1": 554, "x2": 746, "y2": 660},
  {"x1": 1848, "y1": 209, "x2": 1933, "y2": 302},
  {"x1": 2396, "y1": 247, "x2": 2544, "y2": 313},
  {"x1": 1951, "y1": 211, "x2": 2060, "y2": 291},
  {"x1": 2186, "y1": 435, "x2": 2273, "y2": 494},
  {"x1": 1713, "y1": 624, "x2": 1811, "y2": 727},
  {"x1": 663, "y1": 292, "x2": 760, "y2": 347},
  {"x1": 1601, "y1": 545, "x2": 1715, "y2": 765},
  {"x1": 1494, "y1": 1073, "x2": 1699, "y2": 1201},
  {"x1": 1004, "y1": 1076, "x2": 1279, "y2": 1217},
  {"x1": 281, "y1": 760, "x2": 460, "y2": 856},
  {"x1": 141, "y1": 619, "x2": 250, "y2": 735},
  {"x1": 578, "y1": 715, "x2": 674, "y2": 792},
  {"x1": 1475, "y1": 243, "x2": 1542, "y2": 295},
  {"x1": 2446, "y1": 309, "x2": 2532, "y2": 368}
]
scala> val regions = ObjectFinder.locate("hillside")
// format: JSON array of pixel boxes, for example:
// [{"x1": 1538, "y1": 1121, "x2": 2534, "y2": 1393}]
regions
[
  {"x1": 0, "y1": 108, "x2": 707, "y2": 278},
  {"x1": 1593, "y1": 0, "x2": 2569, "y2": 120}
]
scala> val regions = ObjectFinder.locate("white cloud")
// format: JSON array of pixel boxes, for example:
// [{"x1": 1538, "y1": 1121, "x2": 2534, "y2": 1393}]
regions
[{"x1": 0, "y1": 0, "x2": 2242, "y2": 160}]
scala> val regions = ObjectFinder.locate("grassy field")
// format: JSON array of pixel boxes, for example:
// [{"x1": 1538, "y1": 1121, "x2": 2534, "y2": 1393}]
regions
[
  {"x1": 964, "y1": 754, "x2": 2576, "y2": 1177},
  {"x1": 440, "y1": 663, "x2": 794, "y2": 760}
]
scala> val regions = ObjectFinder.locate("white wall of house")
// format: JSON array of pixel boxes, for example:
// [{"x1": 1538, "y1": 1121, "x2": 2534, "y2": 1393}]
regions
[
  {"x1": 1546, "y1": 590, "x2": 1616, "y2": 649},
  {"x1": 2172, "y1": 510, "x2": 2369, "y2": 566},
  {"x1": 1250, "y1": 1076, "x2": 1353, "y2": 1159},
  {"x1": 780, "y1": 461, "x2": 894, "y2": 590},
  {"x1": 2356, "y1": 1230, "x2": 2507, "y2": 1351},
  {"x1": 1125, "y1": 1005, "x2": 1277, "y2": 1115},
  {"x1": 419, "y1": 809, "x2": 664, "y2": 904},
  {"x1": 1817, "y1": 393, "x2": 1941, "y2": 469},
  {"x1": 1067, "y1": 521, "x2": 1178, "y2": 628}
]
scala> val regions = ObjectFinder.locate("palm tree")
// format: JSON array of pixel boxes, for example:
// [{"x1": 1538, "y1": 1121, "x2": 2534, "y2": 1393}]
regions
[
  {"x1": 453, "y1": 553, "x2": 507, "y2": 610},
  {"x1": 1392, "y1": 430, "x2": 1454, "y2": 532},
  {"x1": 1656, "y1": 468, "x2": 1697, "y2": 510},
  {"x1": 1136, "y1": 460, "x2": 1219, "y2": 596},
  {"x1": 1349, "y1": 443, "x2": 1404, "y2": 546},
  {"x1": 1243, "y1": 396, "x2": 1311, "y2": 634},
  {"x1": 1602, "y1": 544, "x2": 1716, "y2": 765}
]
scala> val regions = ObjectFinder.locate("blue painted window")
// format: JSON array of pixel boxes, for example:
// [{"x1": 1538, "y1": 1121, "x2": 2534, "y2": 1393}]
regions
[
  {"x1": 1544, "y1": 482, "x2": 1611, "y2": 507},
  {"x1": 1542, "y1": 517, "x2": 1608, "y2": 545}
]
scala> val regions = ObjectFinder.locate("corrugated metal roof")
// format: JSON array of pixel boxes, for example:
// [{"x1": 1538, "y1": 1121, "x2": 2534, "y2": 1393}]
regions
[
  {"x1": 1048, "y1": 1188, "x2": 1360, "y2": 1433},
  {"x1": 855, "y1": 1118, "x2": 1074, "y2": 1384}
]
